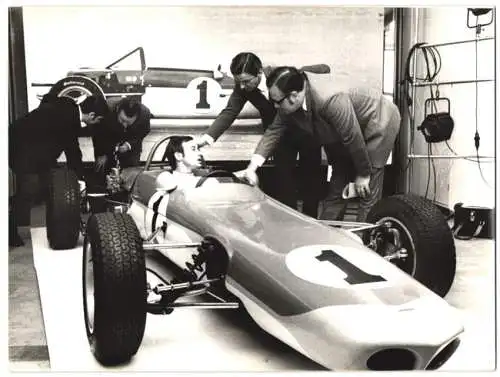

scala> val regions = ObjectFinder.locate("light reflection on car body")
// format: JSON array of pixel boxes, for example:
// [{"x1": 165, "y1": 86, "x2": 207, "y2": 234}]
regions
[{"x1": 126, "y1": 169, "x2": 464, "y2": 371}]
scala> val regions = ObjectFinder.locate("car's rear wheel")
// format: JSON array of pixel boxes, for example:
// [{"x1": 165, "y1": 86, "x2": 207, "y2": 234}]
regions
[
  {"x1": 83, "y1": 213, "x2": 147, "y2": 366},
  {"x1": 366, "y1": 194, "x2": 456, "y2": 298},
  {"x1": 46, "y1": 167, "x2": 81, "y2": 249}
]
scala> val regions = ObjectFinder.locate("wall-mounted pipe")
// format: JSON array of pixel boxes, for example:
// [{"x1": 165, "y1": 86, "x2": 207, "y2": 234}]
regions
[
  {"x1": 420, "y1": 36, "x2": 494, "y2": 49},
  {"x1": 411, "y1": 79, "x2": 494, "y2": 87},
  {"x1": 408, "y1": 154, "x2": 494, "y2": 160}
]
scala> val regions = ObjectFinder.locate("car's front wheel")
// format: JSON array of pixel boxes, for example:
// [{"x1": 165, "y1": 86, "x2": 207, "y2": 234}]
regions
[{"x1": 83, "y1": 212, "x2": 147, "y2": 366}]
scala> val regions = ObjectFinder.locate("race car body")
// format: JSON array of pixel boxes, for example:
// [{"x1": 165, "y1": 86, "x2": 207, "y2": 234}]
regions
[
  {"x1": 44, "y1": 136, "x2": 461, "y2": 371},
  {"x1": 124, "y1": 167, "x2": 463, "y2": 371}
]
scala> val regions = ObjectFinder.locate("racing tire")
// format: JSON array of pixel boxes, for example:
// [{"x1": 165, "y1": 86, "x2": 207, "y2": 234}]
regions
[
  {"x1": 366, "y1": 194, "x2": 456, "y2": 298},
  {"x1": 82, "y1": 213, "x2": 147, "y2": 366},
  {"x1": 48, "y1": 75, "x2": 105, "y2": 102},
  {"x1": 46, "y1": 168, "x2": 81, "y2": 249}
]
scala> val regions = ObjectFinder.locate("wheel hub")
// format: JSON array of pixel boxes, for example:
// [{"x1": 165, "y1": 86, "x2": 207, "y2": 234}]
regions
[
  {"x1": 368, "y1": 218, "x2": 416, "y2": 276},
  {"x1": 58, "y1": 86, "x2": 92, "y2": 103}
]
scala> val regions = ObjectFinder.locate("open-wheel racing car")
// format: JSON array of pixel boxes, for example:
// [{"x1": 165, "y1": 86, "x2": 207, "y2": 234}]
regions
[
  {"x1": 45, "y1": 135, "x2": 463, "y2": 371},
  {"x1": 33, "y1": 46, "x2": 330, "y2": 123},
  {"x1": 32, "y1": 46, "x2": 264, "y2": 121}
]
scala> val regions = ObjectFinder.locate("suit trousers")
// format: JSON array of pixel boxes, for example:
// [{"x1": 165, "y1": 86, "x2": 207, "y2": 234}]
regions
[
  {"x1": 267, "y1": 134, "x2": 322, "y2": 218},
  {"x1": 319, "y1": 158, "x2": 385, "y2": 222},
  {"x1": 13, "y1": 171, "x2": 49, "y2": 226}
]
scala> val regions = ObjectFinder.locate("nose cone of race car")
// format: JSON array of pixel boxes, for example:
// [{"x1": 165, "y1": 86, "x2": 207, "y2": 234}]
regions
[{"x1": 282, "y1": 296, "x2": 464, "y2": 371}]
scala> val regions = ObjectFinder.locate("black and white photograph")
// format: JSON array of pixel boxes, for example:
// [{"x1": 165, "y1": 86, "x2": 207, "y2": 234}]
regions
[{"x1": 6, "y1": 3, "x2": 497, "y2": 373}]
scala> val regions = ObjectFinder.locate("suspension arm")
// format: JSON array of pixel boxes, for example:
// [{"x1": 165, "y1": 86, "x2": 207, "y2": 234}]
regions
[
  {"x1": 152, "y1": 277, "x2": 221, "y2": 293},
  {"x1": 319, "y1": 220, "x2": 381, "y2": 233},
  {"x1": 147, "y1": 300, "x2": 239, "y2": 315},
  {"x1": 165, "y1": 302, "x2": 239, "y2": 309},
  {"x1": 143, "y1": 242, "x2": 201, "y2": 250}
]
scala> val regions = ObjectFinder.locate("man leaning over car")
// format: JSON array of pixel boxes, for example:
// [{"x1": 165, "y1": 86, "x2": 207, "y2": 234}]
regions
[
  {"x1": 92, "y1": 97, "x2": 151, "y2": 184},
  {"x1": 236, "y1": 66, "x2": 401, "y2": 222},
  {"x1": 196, "y1": 52, "x2": 330, "y2": 218},
  {"x1": 9, "y1": 94, "x2": 108, "y2": 247}
]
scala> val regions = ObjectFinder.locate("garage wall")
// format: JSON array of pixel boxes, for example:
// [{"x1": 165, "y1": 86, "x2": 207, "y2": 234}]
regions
[
  {"x1": 23, "y1": 6, "x2": 384, "y2": 108},
  {"x1": 407, "y1": 7, "x2": 495, "y2": 209}
]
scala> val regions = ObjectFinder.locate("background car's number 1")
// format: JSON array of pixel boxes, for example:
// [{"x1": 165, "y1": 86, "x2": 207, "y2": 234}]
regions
[
  {"x1": 315, "y1": 249, "x2": 386, "y2": 284},
  {"x1": 196, "y1": 80, "x2": 210, "y2": 109},
  {"x1": 187, "y1": 77, "x2": 222, "y2": 113}
]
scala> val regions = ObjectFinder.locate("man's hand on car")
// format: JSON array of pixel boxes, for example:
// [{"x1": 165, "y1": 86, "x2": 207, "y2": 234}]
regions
[
  {"x1": 235, "y1": 165, "x2": 259, "y2": 186},
  {"x1": 95, "y1": 155, "x2": 108, "y2": 172},
  {"x1": 117, "y1": 142, "x2": 131, "y2": 154},
  {"x1": 354, "y1": 175, "x2": 371, "y2": 199}
]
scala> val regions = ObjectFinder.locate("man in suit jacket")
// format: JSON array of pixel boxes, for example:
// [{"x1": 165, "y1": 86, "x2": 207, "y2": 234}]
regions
[
  {"x1": 196, "y1": 52, "x2": 329, "y2": 217},
  {"x1": 9, "y1": 95, "x2": 108, "y2": 246},
  {"x1": 237, "y1": 66, "x2": 401, "y2": 222},
  {"x1": 93, "y1": 97, "x2": 151, "y2": 178}
]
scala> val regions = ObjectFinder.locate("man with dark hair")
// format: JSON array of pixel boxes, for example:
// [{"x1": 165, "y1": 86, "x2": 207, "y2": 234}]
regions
[
  {"x1": 196, "y1": 52, "x2": 328, "y2": 218},
  {"x1": 155, "y1": 136, "x2": 208, "y2": 191},
  {"x1": 9, "y1": 95, "x2": 108, "y2": 246},
  {"x1": 93, "y1": 97, "x2": 151, "y2": 178},
  {"x1": 115, "y1": 136, "x2": 205, "y2": 194},
  {"x1": 162, "y1": 136, "x2": 199, "y2": 171},
  {"x1": 237, "y1": 66, "x2": 401, "y2": 222}
]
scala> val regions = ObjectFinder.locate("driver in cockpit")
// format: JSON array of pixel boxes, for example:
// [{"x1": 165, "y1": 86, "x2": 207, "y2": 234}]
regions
[{"x1": 155, "y1": 135, "x2": 213, "y2": 191}]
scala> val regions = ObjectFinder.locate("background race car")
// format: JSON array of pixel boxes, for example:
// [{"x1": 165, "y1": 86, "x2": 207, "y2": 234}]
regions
[
  {"x1": 31, "y1": 46, "x2": 331, "y2": 165},
  {"x1": 32, "y1": 46, "x2": 262, "y2": 121}
]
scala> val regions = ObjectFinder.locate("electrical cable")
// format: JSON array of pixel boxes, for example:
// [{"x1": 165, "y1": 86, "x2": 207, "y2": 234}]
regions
[
  {"x1": 444, "y1": 140, "x2": 493, "y2": 162},
  {"x1": 427, "y1": 84, "x2": 438, "y2": 201},
  {"x1": 408, "y1": 44, "x2": 441, "y2": 199},
  {"x1": 431, "y1": 142, "x2": 437, "y2": 202},
  {"x1": 425, "y1": 142, "x2": 431, "y2": 199},
  {"x1": 401, "y1": 25, "x2": 494, "y2": 195},
  {"x1": 473, "y1": 18, "x2": 493, "y2": 189},
  {"x1": 403, "y1": 33, "x2": 494, "y2": 195},
  {"x1": 400, "y1": 42, "x2": 442, "y2": 184}
]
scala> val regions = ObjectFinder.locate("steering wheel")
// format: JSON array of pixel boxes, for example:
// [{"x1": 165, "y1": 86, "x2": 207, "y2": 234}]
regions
[{"x1": 195, "y1": 170, "x2": 243, "y2": 188}]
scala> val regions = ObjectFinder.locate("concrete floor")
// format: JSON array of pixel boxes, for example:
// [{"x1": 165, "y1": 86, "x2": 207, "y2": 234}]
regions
[
  {"x1": 8, "y1": 203, "x2": 497, "y2": 371},
  {"x1": 9, "y1": 203, "x2": 51, "y2": 371}
]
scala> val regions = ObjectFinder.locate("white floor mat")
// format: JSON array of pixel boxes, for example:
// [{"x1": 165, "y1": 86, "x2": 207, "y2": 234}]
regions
[
  {"x1": 31, "y1": 227, "x2": 321, "y2": 372},
  {"x1": 31, "y1": 227, "x2": 496, "y2": 372}
]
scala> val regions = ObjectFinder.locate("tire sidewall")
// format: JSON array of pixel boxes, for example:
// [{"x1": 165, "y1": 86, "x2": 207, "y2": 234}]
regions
[
  {"x1": 82, "y1": 213, "x2": 147, "y2": 365},
  {"x1": 82, "y1": 232, "x2": 98, "y2": 353},
  {"x1": 366, "y1": 194, "x2": 456, "y2": 297},
  {"x1": 46, "y1": 168, "x2": 81, "y2": 249},
  {"x1": 48, "y1": 76, "x2": 105, "y2": 102}
]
